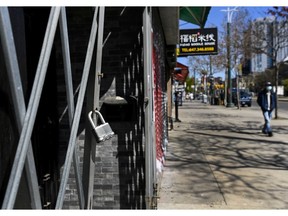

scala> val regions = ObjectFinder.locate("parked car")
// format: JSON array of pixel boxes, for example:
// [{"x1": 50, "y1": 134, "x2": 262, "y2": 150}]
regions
[
  {"x1": 239, "y1": 92, "x2": 252, "y2": 107},
  {"x1": 232, "y1": 90, "x2": 252, "y2": 107}
]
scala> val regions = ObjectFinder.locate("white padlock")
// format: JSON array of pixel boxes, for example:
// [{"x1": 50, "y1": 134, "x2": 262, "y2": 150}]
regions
[{"x1": 88, "y1": 110, "x2": 114, "y2": 142}]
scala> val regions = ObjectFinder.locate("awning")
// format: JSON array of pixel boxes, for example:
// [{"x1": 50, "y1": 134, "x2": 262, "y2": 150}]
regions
[
  {"x1": 174, "y1": 72, "x2": 188, "y2": 83},
  {"x1": 179, "y1": 7, "x2": 211, "y2": 28},
  {"x1": 159, "y1": 7, "x2": 179, "y2": 45},
  {"x1": 174, "y1": 66, "x2": 189, "y2": 83}
]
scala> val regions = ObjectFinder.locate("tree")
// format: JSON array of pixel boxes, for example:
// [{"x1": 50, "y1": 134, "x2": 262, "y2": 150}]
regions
[
  {"x1": 254, "y1": 69, "x2": 275, "y2": 92},
  {"x1": 215, "y1": 8, "x2": 252, "y2": 77},
  {"x1": 268, "y1": 7, "x2": 288, "y2": 19},
  {"x1": 250, "y1": 6, "x2": 288, "y2": 119},
  {"x1": 186, "y1": 56, "x2": 212, "y2": 75},
  {"x1": 214, "y1": 8, "x2": 253, "y2": 106},
  {"x1": 185, "y1": 76, "x2": 194, "y2": 93}
]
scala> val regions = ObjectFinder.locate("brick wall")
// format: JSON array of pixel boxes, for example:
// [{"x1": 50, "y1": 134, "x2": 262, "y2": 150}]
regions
[
  {"x1": 62, "y1": 133, "x2": 120, "y2": 209},
  {"x1": 99, "y1": 7, "x2": 146, "y2": 209}
]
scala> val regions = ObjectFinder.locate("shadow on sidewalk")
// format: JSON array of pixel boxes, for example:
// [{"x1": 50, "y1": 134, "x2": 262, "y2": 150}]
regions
[{"x1": 160, "y1": 106, "x2": 288, "y2": 208}]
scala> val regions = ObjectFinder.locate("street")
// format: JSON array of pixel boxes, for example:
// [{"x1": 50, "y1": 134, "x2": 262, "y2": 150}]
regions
[
  {"x1": 250, "y1": 98, "x2": 288, "y2": 114},
  {"x1": 158, "y1": 100, "x2": 288, "y2": 209}
]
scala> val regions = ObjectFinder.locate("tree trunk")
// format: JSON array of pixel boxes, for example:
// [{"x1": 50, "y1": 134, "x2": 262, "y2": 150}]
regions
[{"x1": 275, "y1": 66, "x2": 279, "y2": 119}]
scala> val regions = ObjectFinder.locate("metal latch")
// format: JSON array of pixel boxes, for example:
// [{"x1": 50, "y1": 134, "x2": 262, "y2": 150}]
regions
[{"x1": 88, "y1": 110, "x2": 114, "y2": 142}]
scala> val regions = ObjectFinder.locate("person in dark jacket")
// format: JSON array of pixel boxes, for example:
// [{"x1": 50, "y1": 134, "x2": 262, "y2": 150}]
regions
[{"x1": 257, "y1": 82, "x2": 276, "y2": 136}]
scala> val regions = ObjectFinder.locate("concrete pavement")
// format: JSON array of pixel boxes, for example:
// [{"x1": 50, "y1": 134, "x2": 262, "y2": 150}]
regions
[{"x1": 157, "y1": 100, "x2": 288, "y2": 209}]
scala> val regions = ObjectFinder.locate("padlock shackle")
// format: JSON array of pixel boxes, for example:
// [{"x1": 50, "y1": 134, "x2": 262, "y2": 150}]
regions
[
  {"x1": 88, "y1": 111, "x2": 94, "y2": 129},
  {"x1": 88, "y1": 110, "x2": 106, "y2": 127}
]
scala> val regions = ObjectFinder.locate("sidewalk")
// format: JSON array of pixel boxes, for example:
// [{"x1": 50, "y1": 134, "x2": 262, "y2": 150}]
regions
[{"x1": 157, "y1": 100, "x2": 288, "y2": 209}]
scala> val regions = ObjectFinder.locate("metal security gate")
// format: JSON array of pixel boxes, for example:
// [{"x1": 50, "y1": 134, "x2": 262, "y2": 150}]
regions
[
  {"x1": 0, "y1": 6, "x2": 170, "y2": 210},
  {"x1": 0, "y1": 6, "x2": 105, "y2": 209},
  {"x1": 152, "y1": 9, "x2": 169, "y2": 207}
]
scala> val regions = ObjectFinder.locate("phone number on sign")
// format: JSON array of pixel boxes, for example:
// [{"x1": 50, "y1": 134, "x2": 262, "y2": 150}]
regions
[{"x1": 181, "y1": 47, "x2": 215, "y2": 52}]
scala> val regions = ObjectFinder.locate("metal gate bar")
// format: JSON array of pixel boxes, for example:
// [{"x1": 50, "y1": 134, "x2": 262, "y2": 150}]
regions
[
  {"x1": 81, "y1": 7, "x2": 105, "y2": 209},
  {"x1": 55, "y1": 7, "x2": 99, "y2": 209},
  {"x1": 0, "y1": 7, "x2": 42, "y2": 209},
  {"x1": 143, "y1": 7, "x2": 156, "y2": 209},
  {"x1": 59, "y1": 7, "x2": 85, "y2": 209},
  {"x1": 59, "y1": 7, "x2": 75, "y2": 123},
  {"x1": 1, "y1": 7, "x2": 61, "y2": 209},
  {"x1": 94, "y1": 7, "x2": 105, "y2": 108}
]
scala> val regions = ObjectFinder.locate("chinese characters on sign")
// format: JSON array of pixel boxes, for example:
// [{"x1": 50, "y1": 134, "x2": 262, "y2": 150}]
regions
[{"x1": 178, "y1": 28, "x2": 218, "y2": 56}]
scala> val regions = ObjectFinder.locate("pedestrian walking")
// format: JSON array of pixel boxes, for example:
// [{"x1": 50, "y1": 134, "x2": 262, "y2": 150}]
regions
[
  {"x1": 257, "y1": 82, "x2": 276, "y2": 137},
  {"x1": 220, "y1": 90, "x2": 225, "y2": 105},
  {"x1": 189, "y1": 92, "x2": 193, "y2": 101}
]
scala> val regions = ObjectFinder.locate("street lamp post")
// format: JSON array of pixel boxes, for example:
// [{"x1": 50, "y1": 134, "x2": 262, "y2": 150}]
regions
[{"x1": 222, "y1": 7, "x2": 238, "y2": 107}]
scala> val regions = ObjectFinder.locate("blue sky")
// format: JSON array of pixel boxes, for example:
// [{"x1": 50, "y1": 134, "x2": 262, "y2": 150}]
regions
[
  {"x1": 177, "y1": 6, "x2": 274, "y2": 78},
  {"x1": 180, "y1": 6, "x2": 272, "y2": 30}
]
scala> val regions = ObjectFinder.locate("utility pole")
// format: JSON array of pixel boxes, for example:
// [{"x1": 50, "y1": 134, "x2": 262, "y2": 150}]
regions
[
  {"x1": 209, "y1": 55, "x2": 213, "y2": 105},
  {"x1": 222, "y1": 7, "x2": 238, "y2": 107},
  {"x1": 193, "y1": 68, "x2": 196, "y2": 100}
]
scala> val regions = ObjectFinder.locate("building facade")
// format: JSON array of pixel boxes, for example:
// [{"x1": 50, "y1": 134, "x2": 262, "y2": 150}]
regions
[{"x1": 251, "y1": 16, "x2": 288, "y2": 73}]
